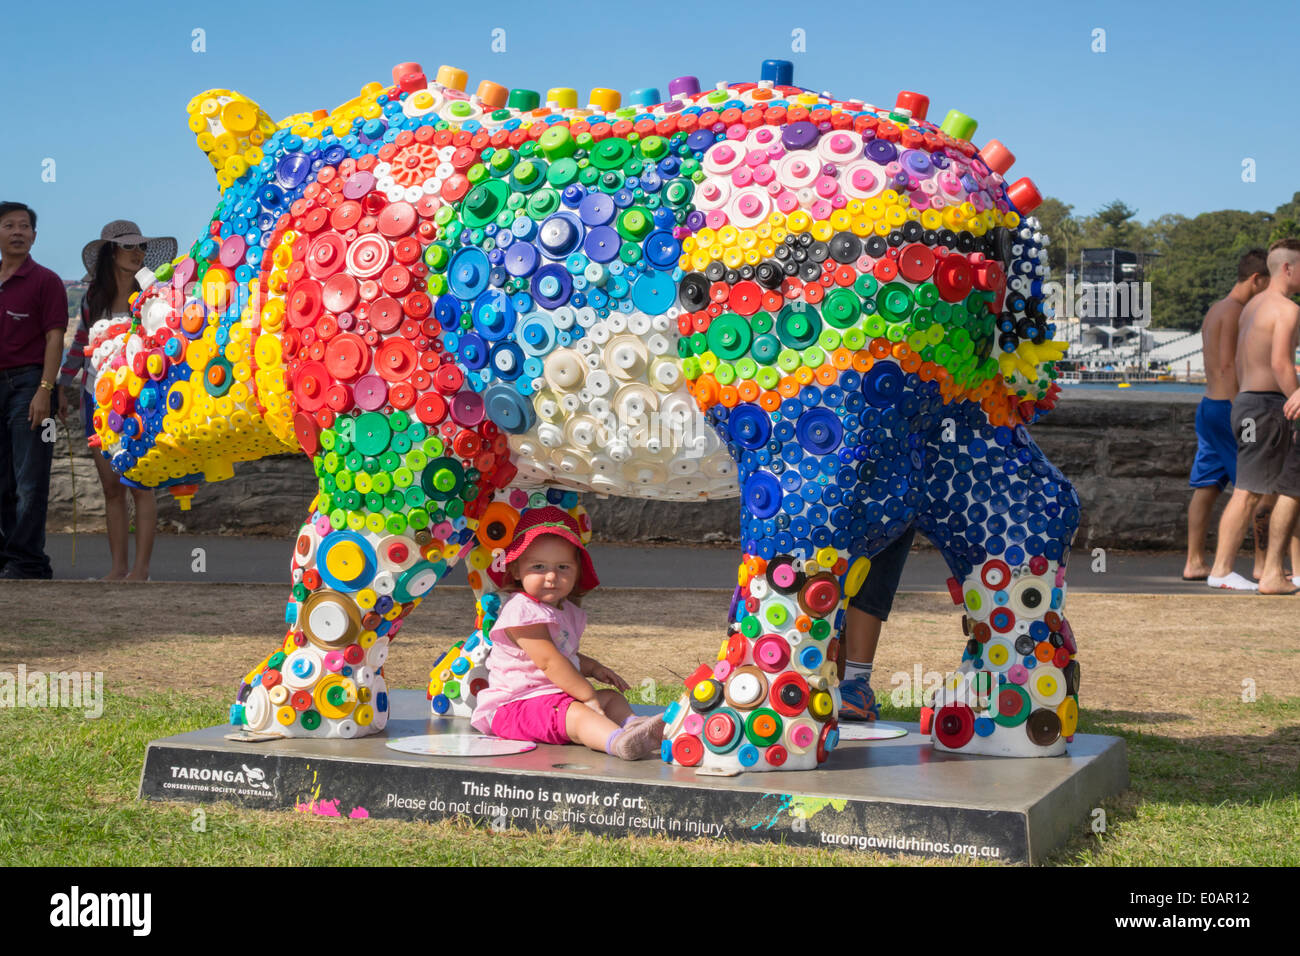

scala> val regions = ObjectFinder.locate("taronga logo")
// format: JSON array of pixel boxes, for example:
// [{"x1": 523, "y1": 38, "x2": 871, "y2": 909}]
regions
[{"x1": 169, "y1": 763, "x2": 271, "y2": 789}]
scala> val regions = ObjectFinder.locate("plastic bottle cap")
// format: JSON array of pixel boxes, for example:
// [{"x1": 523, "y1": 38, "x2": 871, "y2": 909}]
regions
[
  {"x1": 895, "y1": 90, "x2": 930, "y2": 121},
  {"x1": 508, "y1": 88, "x2": 540, "y2": 112},
  {"x1": 980, "y1": 139, "x2": 1016, "y2": 176},
  {"x1": 939, "y1": 109, "x2": 977, "y2": 141},
  {"x1": 546, "y1": 87, "x2": 578, "y2": 109},
  {"x1": 476, "y1": 81, "x2": 508, "y2": 109},
  {"x1": 1006, "y1": 177, "x2": 1043, "y2": 214},
  {"x1": 588, "y1": 87, "x2": 621, "y2": 111},
  {"x1": 436, "y1": 65, "x2": 468, "y2": 91},
  {"x1": 667, "y1": 75, "x2": 700, "y2": 98},
  {"x1": 760, "y1": 59, "x2": 794, "y2": 86}
]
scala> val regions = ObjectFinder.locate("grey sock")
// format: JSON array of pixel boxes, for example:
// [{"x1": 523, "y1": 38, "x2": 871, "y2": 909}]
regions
[
  {"x1": 604, "y1": 727, "x2": 625, "y2": 756},
  {"x1": 613, "y1": 715, "x2": 665, "y2": 760}
]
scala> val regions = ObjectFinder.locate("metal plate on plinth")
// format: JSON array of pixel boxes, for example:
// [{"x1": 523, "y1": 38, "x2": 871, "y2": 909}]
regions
[
  {"x1": 386, "y1": 734, "x2": 536, "y2": 757},
  {"x1": 837, "y1": 722, "x2": 908, "y2": 741}
]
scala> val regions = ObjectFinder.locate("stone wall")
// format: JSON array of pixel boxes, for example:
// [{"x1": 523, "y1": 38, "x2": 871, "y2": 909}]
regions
[{"x1": 46, "y1": 393, "x2": 1209, "y2": 550}]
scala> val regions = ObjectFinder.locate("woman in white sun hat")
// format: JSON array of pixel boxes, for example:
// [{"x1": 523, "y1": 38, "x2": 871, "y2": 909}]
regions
[{"x1": 59, "y1": 220, "x2": 176, "y2": 581}]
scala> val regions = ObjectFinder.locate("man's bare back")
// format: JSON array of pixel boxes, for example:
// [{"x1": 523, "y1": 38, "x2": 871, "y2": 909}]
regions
[
  {"x1": 1203, "y1": 295, "x2": 1246, "y2": 400},
  {"x1": 1236, "y1": 290, "x2": 1300, "y2": 394}
]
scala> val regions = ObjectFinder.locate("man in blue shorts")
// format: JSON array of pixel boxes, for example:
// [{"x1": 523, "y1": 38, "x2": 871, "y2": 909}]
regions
[
  {"x1": 837, "y1": 527, "x2": 914, "y2": 720},
  {"x1": 1209, "y1": 239, "x2": 1300, "y2": 593},
  {"x1": 1185, "y1": 249, "x2": 1269, "y2": 585}
]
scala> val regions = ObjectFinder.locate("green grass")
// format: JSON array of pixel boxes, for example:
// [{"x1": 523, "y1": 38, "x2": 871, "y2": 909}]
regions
[{"x1": 1, "y1": 688, "x2": 1296, "y2": 866}]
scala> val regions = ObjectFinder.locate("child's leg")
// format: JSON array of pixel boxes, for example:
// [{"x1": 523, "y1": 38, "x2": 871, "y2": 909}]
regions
[
  {"x1": 595, "y1": 688, "x2": 633, "y2": 725},
  {"x1": 564, "y1": 701, "x2": 621, "y2": 751},
  {"x1": 565, "y1": 698, "x2": 662, "y2": 759}
]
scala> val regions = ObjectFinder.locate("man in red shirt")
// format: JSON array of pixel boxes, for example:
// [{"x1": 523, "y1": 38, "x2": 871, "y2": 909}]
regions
[{"x1": 0, "y1": 201, "x2": 68, "y2": 579}]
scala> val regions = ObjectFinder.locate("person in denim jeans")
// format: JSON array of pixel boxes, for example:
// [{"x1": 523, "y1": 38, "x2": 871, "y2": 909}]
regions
[{"x1": 0, "y1": 201, "x2": 68, "y2": 579}]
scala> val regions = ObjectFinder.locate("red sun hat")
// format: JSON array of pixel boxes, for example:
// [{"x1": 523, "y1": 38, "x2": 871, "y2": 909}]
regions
[{"x1": 487, "y1": 506, "x2": 599, "y2": 592}]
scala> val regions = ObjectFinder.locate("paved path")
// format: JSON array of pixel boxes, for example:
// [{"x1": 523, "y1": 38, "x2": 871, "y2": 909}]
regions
[{"x1": 41, "y1": 533, "x2": 1242, "y2": 596}]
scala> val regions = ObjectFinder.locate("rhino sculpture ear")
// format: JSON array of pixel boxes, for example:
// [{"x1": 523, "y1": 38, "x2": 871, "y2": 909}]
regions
[{"x1": 185, "y1": 89, "x2": 277, "y2": 193}]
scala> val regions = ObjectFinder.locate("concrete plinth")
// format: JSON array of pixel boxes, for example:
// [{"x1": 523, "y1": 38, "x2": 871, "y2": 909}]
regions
[{"x1": 140, "y1": 691, "x2": 1127, "y2": 864}]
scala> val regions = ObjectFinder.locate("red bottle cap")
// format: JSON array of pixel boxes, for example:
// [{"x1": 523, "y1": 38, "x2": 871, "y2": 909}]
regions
[
  {"x1": 980, "y1": 139, "x2": 1016, "y2": 176},
  {"x1": 895, "y1": 91, "x2": 929, "y2": 120},
  {"x1": 1006, "y1": 177, "x2": 1042, "y2": 214}
]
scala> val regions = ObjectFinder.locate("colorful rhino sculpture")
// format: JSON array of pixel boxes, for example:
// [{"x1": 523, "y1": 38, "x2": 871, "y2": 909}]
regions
[{"x1": 86, "y1": 59, "x2": 1079, "y2": 772}]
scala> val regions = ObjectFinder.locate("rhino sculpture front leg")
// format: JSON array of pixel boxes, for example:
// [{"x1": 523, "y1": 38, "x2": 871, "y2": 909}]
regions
[{"x1": 231, "y1": 407, "x2": 512, "y2": 737}]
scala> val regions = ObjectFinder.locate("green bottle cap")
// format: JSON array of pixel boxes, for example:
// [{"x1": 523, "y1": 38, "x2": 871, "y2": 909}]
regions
[
  {"x1": 538, "y1": 125, "x2": 575, "y2": 160},
  {"x1": 507, "y1": 88, "x2": 540, "y2": 112},
  {"x1": 940, "y1": 109, "x2": 977, "y2": 141}
]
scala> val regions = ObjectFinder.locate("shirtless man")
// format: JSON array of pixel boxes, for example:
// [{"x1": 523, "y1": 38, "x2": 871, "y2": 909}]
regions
[
  {"x1": 1209, "y1": 239, "x2": 1300, "y2": 594},
  {"x1": 1184, "y1": 249, "x2": 1268, "y2": 581}
]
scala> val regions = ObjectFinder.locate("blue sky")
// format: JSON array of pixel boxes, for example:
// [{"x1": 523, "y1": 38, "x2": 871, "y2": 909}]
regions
[{"x1": 3, "y1": 0, "x2": 1294, "y2": 279}]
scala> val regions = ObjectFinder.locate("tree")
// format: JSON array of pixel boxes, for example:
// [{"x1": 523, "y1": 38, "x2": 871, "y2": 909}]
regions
[
  {"x1": 1135, "y1": 213, "x2": 1185, "y2": 258},
  {"x1": 1147, "y1": 210, "x2": 1272, "y2": 329},
  {"x1": 1094, "y1": 200, "x2": 1140, "y2": 248},
  {"x1": 1269, "y1": 218, "x2": 1300, "y2": 244}
]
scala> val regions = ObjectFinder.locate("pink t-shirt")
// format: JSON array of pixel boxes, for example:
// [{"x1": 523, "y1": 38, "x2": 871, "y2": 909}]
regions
[{"x1": 470, "y1": 592, "x2": 587, "y2": 734}]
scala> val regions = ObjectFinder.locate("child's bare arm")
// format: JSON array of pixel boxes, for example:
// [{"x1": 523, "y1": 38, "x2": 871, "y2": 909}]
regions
[
  {"x1": 508, "y1": 625, "x2": 598, "y2": 703},
  {"x1": 578, "y1": 653, "x2": 630, "y2": 691}
]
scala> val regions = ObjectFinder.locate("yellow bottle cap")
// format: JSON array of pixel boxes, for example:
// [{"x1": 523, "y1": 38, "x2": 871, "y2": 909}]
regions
[
  {"x1": 546, "y1": 87, "x2": 578, "y2": 109},
  {"x1": 588, "y1": 87, "x2": 621, "y2": 112},
  {"x1": 436, "y1": 65, "x2": 468, "y2": 91}
]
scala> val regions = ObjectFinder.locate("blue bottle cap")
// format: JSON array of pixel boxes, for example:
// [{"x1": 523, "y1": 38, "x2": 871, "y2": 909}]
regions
[
  {"x1": 744, "y1": 471, "x2": 783, "y2": 519},
  {"x1": 530, "y1": 264, "x2": 573, "y2": 310},
  {"x1": 760, "y1": 59, "x2": 793, "y2": 85},
  {"x1": 629, "y1": 87, "x2": 661, "y2": 107}
]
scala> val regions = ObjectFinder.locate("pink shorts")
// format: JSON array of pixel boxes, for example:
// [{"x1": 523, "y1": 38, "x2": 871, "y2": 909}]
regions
[{"x1": 490, "y1": 692, "x2": 574, "y2": 745}]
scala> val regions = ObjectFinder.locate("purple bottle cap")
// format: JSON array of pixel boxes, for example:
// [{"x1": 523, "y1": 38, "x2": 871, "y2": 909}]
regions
[
  {"x1": 219, "y1": 236, "x2": 247, "y2": 269},
  {"x1": 902, "y1": 149, "x2": 933, "y2": 175},
  {"x1": 172, "y1": 257, "x2": 196, "y2": 290},
  {"x1": 668, "y1": 75, "x2": 700, "y2": 98},
  {"x1": 353, "y1": 374, "x2": 388, "y2": 411},
  {"x1": 781, "y1": 121, "x2": 819, "y2": 151},
  {"x1": 866, "y1": 139, "x2": 898, "y2": 165},
  {"x1": 342, "y1": 171, "x2": 377, "y2": 200},
  {"x1": 451, "y1": 390, "x2": 485, "y2": 427}
]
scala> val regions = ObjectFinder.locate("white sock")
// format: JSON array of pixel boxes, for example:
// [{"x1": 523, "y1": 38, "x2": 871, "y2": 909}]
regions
[{"x1": 845, "y1": 661, "x2": 873, "y2": 683}]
